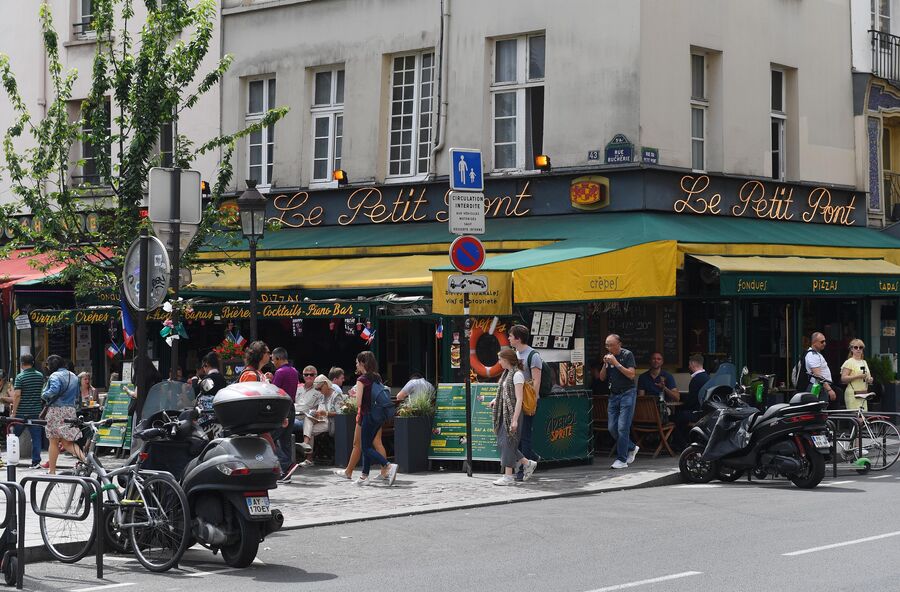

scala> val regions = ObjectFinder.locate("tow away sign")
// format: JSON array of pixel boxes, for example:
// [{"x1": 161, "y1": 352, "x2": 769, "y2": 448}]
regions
[{"x1": 447, "y1": 274, "x2": 488, "y2": 294}]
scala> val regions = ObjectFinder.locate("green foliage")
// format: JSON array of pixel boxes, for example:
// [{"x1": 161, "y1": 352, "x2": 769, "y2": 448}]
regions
[
  {"x1": 865, "y1": 355, "x2": 896, "y2": 385},
  {"x1": 0, "y1": 1, "x2": 288, "y2": 297},
  {"x1": 397, "y1": 395, "x2": 436, "y2": 418}
]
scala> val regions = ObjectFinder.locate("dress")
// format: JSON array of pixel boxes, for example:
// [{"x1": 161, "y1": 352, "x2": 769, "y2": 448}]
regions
[{"x1": 841, "y1": 357, "x2": 869, "y2": 411}]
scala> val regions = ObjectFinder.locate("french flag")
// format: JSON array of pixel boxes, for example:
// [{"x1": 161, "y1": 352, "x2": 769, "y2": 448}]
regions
[
  {"x1": 106, "y1": 342, "x2": 121, "y2": 359},
  {"x1": 120, "y1": 296, "x2": 135, "y2": 350},
  {"x1": 360, "y1": 326, "x2": 374, "y2": 343}
]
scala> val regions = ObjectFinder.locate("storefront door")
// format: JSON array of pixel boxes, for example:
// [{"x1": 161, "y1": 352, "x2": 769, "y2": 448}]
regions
[{"x1": 745, "y1": 299, "x2": 795, "y2": 383}]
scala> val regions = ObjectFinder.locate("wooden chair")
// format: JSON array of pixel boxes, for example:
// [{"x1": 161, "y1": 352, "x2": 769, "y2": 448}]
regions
[
  {"x1": 630, "y1": 396, "x2": 676, "y2": 458},
  {"x1": 592, "y1": 395, "x2": 612, "y2": 455}
]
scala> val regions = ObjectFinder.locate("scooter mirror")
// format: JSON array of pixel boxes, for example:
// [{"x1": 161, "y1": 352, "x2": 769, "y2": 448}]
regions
[
  {"x1": 741, "y1": 366, "x2": 749, "y2": 377},
  {"x1": 200, "y1": 377, "x2": 216, "y2": 393}
]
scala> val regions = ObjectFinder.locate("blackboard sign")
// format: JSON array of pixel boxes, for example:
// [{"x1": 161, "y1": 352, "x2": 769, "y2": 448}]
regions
[
  {"x1": 48, "y1": 325, "x2": 71, "y2": 361},
  {"x1": 589, "y1": 301, "x2": 681, "y2": 368},
  {"x1": 606, "y1": 301, "x2": 656, "y2": 365},
  {"x1": 662, "y1": 302, "x2": 679, "y2": 364}
]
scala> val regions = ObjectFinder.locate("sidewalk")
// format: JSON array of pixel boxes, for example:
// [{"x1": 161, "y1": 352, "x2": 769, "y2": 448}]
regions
[{"x1": 272, "y1": 456, "x2": 681, "y2": 530}]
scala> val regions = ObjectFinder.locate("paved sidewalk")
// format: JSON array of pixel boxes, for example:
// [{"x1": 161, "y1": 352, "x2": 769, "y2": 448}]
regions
[{"x1": 272, "y1": 456, "x2": 681, "y2": 530}]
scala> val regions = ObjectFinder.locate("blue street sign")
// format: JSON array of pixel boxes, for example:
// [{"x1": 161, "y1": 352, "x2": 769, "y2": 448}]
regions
[{"x1": 449, "y1": 148, "x2": 484, "y2": 191}]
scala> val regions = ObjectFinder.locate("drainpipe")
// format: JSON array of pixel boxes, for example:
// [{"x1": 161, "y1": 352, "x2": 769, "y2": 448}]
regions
[{"x1": 428, "y1": 0, "x2": 450, "y2": 180}]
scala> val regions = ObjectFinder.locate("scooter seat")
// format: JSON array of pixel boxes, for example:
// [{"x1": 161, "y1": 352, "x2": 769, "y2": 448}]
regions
[
  {"x1": 749, "y1": 403, "x2": 790, "y2": 428},
  {"x1": 854, "y1": 392, "x2": 876, "y2": 401}
]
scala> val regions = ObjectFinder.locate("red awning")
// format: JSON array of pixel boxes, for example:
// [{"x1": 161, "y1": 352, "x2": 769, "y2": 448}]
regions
[{"x1": 0, "y1": 249, "x2": 68, "y2": 290}]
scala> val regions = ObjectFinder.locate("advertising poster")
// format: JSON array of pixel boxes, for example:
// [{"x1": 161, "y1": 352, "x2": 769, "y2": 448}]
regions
[{"x1": 96, "y1": 382, "x2": 134, "y2": 448}]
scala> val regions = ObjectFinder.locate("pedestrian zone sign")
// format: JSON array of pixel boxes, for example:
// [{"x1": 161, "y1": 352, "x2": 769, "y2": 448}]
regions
[{"x1": 449, "y1": 148, "x2": 484, "y2": 192}]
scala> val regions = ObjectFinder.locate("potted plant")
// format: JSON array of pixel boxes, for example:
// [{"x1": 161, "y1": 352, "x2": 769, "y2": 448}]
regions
[
  {"x1": 333, "y1": 398, "x2": 358, "y2": 468},
  {"x1": 394, "y1": 395, "x2": 435, "y2": 473},
  {"x1": 866, "y1": 355, "x2": 898, "y2": 413}
]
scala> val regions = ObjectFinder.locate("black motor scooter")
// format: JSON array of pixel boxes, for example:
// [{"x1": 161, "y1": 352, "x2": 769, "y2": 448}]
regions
[
  {"x1": 679, "y1": 368, "x2": 831, "y2": 488},
  {"x1": 133, "y1": 380, "x2": 290, "y2": 568}
]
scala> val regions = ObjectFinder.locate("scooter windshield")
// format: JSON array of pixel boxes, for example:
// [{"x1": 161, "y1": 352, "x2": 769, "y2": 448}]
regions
[{"x1": 142, "y1": 380, "x2": 195, "y2": 418}]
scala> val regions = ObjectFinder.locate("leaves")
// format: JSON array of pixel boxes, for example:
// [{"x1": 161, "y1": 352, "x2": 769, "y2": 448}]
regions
[{"x1": 0, "y1": 1, "x2": 288, "y2": 299}]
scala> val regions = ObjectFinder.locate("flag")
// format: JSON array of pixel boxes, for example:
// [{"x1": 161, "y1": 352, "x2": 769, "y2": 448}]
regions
[
  {"x1": 106, "y1": 342, "x2": 121, "y2": 359},
  {"x1": 120, "y1": 296, "x2": 135, "y2": 350},
  {"x1": 227, "y1": 329, "x2": 248, "y2": 348},
  {"x1": 435, "y1": 321, "x2": 443, "y2": 339},
  {"x1": 360, "y1": 326, "x2": 374, "y2": 343}
]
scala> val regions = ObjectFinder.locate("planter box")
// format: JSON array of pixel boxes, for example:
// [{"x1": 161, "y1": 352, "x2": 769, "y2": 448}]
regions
[
  {"x1": 394, "y1": 415, "x2": 432, "y2": 473},
  {"x1": 333, "y1": 413, "x2": 357, "y2": 468}
]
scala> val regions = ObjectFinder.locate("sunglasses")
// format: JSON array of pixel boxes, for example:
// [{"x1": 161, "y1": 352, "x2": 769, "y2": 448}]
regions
[
  {"x1": 303, "y1": 373, "x2": 316, "y2": 377},
  {"x1": 851, "y1": 345, "x2": 865, "y2": 350}
]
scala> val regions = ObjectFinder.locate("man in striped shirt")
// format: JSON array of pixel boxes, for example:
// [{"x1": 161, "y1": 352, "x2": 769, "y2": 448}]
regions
[{"x1": 12, "y1": 354, "x2": 46, "y2": 468}]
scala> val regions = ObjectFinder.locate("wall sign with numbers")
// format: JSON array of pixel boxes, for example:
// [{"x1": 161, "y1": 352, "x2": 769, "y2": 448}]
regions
[{"x1": 530, "y1": 311, "x2": 577, "y2": 350}]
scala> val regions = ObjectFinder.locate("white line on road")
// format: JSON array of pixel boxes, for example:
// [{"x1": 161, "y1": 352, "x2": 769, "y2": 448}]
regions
[
  {"x1": 871, "y1": 475, "x2": 892, "y2": 479},
  {"x1": 69, "y1": 584, "x2": 135, "y2": 592},
  {"x1": 184, "y1": 568, "x2": 242, "y2": 578},
  {"x1": 820, "y1": 480, "x2": 854, "y2": 487},
  {"x1": 585, "y1": 571, "x2": 703, "y2": 591},
  {"x1": 783, "y1": 530, "x2": 900, "y2": 556},
  {"x1": 674, "y1": 484, "x2": 721, "y2": 488}
]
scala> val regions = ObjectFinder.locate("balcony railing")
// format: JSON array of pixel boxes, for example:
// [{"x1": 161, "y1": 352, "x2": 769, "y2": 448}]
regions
[
  {"x1": 872, "y1": 29, "x2": 900, "y2": 83},
  {"x1": 885, "y1": 172, "x2": 900, "y2": 220}
]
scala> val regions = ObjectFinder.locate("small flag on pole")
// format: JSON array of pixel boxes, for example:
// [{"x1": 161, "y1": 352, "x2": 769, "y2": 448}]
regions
[{"x1": 120, "y1": 297, "x2": 135, "y2": 350}]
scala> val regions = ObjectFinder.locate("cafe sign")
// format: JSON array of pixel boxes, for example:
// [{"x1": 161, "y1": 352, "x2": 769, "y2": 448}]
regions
[{"x1": 720, "y1": 274, "x2": 900, "y2": 296}]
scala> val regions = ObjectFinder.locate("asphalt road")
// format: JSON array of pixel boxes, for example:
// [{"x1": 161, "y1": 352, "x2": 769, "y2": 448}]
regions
[{"x1": 18, "y1": 467, "x2": 900, "y2": 592}]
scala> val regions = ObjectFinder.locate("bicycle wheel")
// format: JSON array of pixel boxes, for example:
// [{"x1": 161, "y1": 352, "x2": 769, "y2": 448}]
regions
[
  {"x1": 127, "y1": 473, "x2": 190, "y2": 572},
  {"x1": 38, "y1": 478, "x2": 96, "y2": 563},
  {"x1": 860, "y1": 419, "x2": 900, "y2": 470}
]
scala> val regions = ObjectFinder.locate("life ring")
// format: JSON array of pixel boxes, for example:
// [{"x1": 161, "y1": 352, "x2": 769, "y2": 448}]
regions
[{"x1": 470, "y1": 322, "x2": 510, "y2": 379}]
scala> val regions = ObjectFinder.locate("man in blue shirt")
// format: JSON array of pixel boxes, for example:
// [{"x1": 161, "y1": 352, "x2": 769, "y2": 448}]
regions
[
  {"x1": 597, "y1": 334, "x2": 638, "y2": 469},
  {"x1": 637, "y1": 352, "x2": 678, "y2": 401}
]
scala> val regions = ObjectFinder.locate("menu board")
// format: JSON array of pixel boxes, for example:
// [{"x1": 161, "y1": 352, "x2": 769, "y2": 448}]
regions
[
  {"x1": 530, "y1": 310, "x2": 577, "y2": 350},
  {"x1": 96, "y1": 382, "x2": 134, "y2": 448},
  {"x1": 662, "y1": 302, "x2": 679, "y2": 363},
  {"x1": 589, "y1": 301, "x2": 681, "y2": 368},
  {"x1": 429, "y1": 383, "x2": 499, "y2": 461}
]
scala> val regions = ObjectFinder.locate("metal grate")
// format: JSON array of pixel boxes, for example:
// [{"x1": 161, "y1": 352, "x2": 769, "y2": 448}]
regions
[{"x1": 872, "y1": 29, "x2": 900, "y2": 84}]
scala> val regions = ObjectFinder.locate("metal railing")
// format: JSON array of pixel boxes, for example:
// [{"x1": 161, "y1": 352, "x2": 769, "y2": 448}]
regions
[
  {"x1": 884, "y1": 171, "x2": 900, "y2": 219},
  {"x1": 872, "y1": 29, "x2": 900, "y2": 83}
]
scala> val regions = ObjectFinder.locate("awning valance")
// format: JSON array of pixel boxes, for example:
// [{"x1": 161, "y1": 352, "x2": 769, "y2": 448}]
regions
[{"x1": 690, "y1": 255, "x2": 900, "y2": 296}]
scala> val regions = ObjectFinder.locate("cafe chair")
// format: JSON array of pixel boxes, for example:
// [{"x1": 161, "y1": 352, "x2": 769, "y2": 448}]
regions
[{"x1": 630, "y1": 396, "x2": 676, "y2": 458}]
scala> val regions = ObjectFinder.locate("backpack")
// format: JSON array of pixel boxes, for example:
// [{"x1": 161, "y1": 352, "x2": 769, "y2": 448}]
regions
[
  {"x1": 791, "y1": 349, "x2": 813, "y2": 390},
  {"x1": 527, "y1": 350, "x2": 554, "y2": 398},
  {"x1": 369, "y1": 381, "x2": 395, "y2": 424}
]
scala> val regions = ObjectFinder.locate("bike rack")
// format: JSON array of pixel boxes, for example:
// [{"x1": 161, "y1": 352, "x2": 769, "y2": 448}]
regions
[
  {"x1": 824, "y1": 409, "x2": 900, "y2": 478},
  {"x1": 0, "y1": 482, "x2": 27, "y2": 589},
  {"x1": 19, "y1": 475, "x2": 104, "y2": 580}
]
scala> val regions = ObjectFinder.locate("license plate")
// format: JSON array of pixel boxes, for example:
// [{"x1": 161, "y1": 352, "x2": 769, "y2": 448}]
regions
[
  {"x1": 811, "y1": 435, "x2": 830, "y2": 449},
  {"x1": 245, "y1": 495, "x2": 270, "y2": 516}
]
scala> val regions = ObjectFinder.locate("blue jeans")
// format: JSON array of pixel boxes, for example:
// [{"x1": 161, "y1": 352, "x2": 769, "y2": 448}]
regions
[
  {"x1": 360, "y1": 413, "x2": 389, "y2": 476},
  {"x1": 14, "y1": 423, "x2": 44, "y2": 465},
  {"x1": 608, "y1": 389, "x2": 637, "y2": 463}
]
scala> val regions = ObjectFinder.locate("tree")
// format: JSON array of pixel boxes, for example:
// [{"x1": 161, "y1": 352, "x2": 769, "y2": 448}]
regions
[{"x1": 0, "y1": 0, "x2": 287, "y2": 296}]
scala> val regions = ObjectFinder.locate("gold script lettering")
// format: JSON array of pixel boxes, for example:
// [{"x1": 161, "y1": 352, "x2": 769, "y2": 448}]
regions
[{"x1": 674, "y1": 175, "x2": 721, "y2": 215}]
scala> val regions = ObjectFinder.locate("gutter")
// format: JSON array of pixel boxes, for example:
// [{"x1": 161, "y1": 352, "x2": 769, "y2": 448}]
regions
[{"x1": 428, "y1": 0, "x2": 450, "y2": 180}]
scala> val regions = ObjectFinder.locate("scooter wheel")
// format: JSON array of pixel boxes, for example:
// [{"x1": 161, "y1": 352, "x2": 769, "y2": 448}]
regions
[
  {"x1": 3, "y1": 553, "x2": 17, "y2": 586},
  {"x1": 679, "y1": 445, "x2": 716, "y2": 483}
]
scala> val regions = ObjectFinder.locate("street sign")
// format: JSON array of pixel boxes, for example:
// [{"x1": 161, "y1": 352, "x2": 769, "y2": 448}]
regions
[
  {"x1": 448, "y1": 191, "x2": 485, "y2": 235},
  {"x1": 447, "y1": 274, "x2": 488, "y2": 294},
  {"x1": 449, "y1": 148, "x2": 484, "y2": 192},
  {"x1": 122, "y1": 235, "x2": 171, "y2": 312},
  {"x1": 148, "y1": 168, "x2": 202, "y2": 224},
  {"x1": 152, "y1": 223, "x2": 198, "y2": 253},
  {"x1": 449, "y1": 235, "x2": 486, "y2": 274},
  {"x1": 14, "y1": 314, "x2": 30, "y2": 330}
]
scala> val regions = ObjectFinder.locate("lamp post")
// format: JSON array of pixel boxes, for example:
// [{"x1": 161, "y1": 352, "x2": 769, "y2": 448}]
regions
[{"x1": 237, "y1": 180, "x2": 267, "y2": 342}]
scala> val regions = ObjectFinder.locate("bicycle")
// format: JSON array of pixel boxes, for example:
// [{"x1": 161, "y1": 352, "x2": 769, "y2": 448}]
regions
[
  {"x1": 825, "y1": 392, "x2": 900, "y2": 473},
  {"x1": 38, "y1": 416, "x2": 190, "y2": 572}
]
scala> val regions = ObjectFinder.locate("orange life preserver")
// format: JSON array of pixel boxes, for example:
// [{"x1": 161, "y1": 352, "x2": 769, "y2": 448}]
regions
[{"x1": 469, "y1": 324, "x2": 510, "y2": 379}]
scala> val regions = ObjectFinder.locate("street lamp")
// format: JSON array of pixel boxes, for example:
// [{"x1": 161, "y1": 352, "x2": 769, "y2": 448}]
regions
[{"x1": 237, "y1": 180, "x2": 267, "y2": 341}]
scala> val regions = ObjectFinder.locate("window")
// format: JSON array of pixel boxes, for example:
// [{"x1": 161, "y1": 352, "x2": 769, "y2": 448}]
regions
[
  {"x1": 388, "y1": 51, "x2": 434, "y2": 177},
  {"x1": 771, "y1": 69, "x2": 786, "y2": 181},
  {"x1": 872, "y1": 0, "x2": 891, "y2": 32},
  {"x1": 491, "y1": 34, "x2": 545, "y2": 171},
  {"x1": 76, "y1": 0, "x2": 95, "y2": 38},
  {"x1": 246, "y1": 78, "x2": 276, "y2": 187},
  {"x1": 311, "y1": 68, "x2": 344, "y2": 183},
  {"x1": 690, "y1": 53, "x2": 707, "y2": 171},
  {"x1": 80, "y1": 99, "x2": 110, "y2": 185}
]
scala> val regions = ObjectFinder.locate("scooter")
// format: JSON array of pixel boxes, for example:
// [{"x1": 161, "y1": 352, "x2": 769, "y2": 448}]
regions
[
  {"x1": 133, "y1": 381, "x2": 290, "y2": 568},
  {"x1": 679, "y1": 368, "x2": 831, "y2": 488}
]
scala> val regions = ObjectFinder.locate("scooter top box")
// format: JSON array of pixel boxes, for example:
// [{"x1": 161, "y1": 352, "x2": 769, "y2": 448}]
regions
[{"x1": 213, "y1": 382, "x2": 293, "y2": 435}]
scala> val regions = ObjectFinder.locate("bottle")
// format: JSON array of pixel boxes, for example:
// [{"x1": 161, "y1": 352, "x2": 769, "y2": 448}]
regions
[
  {"x1": 755, "y1": 383, "x2": 764, "y2": 404},
  {"x1": 811, "y1": 382, "x2": 822, "y2": 396}
]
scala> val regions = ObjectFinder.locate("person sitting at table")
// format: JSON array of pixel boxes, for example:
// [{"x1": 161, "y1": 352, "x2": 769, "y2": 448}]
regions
[
  {"x1": 670, "y1": 354, "x2": 709, "y2": 452},
  {"x1": 637, "y1": 352, "x2": 678, "y2": 402},
  {"x1": 77, "y1": 371, "x2": 98, "y2": 408}
]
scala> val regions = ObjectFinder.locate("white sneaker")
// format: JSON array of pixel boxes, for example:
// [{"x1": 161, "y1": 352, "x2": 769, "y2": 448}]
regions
[
  {"x1": 298, "y1": 442, "x2": 313, "y2": 452},
  {"x1": 522, "y1": 460, "x2": 538, "y2": 481},
  {"x1": 493, "y1": 475, "x2": 516, "y2": 486},
  {"x1": 611, "y1": 460, "x2": 629, "y2": 469},
  {"x1": 299, "y1": 459, "x2": 315, "y2": 468},
  {"x1": 333, "y1": 469, "x2": 351, "y2": 480},
  {"x1": 354, "y1": 476, "x2": 371, "y2": 486},
  {"x1": 627, "y1": 446, "x2": 640, "y2": 464},
  {"x1": 386, "y1": 463, "x2": 399, "y2": 486}
]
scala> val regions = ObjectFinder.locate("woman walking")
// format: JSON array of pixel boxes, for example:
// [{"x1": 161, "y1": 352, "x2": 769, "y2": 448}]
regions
[
  {"x1": 352, "y1": 351, "x2": 398, "y2": 487},
  {"x1": 841, "y1": 338, "x2": 874, "y2": 411},
  {"x1": 491, "y1": 349, "x2": 537, "y2": 486},
  {"x1": 239, "y1": 341, "x2": 271, "y2": 383},
  {"x1": 42, "y1": 355, "x2": 84, "y2": 474}
]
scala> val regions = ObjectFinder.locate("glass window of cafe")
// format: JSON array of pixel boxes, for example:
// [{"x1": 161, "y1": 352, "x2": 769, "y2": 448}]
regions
[
  {"x1": 871, "y1": 299, "x2": 899, "y2": 377},
  {"x1": 585, "y1": 300, "x2": 683, "y2": 371}
]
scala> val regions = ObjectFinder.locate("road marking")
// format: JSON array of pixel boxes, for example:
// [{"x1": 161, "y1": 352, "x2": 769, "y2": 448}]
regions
[
  {"x1": 253, "y1": 557, "x2": 266, "y2": 565},
  {"x1": 99, "y1": 556, "x2": 136, "y2": 563},
  {"x1": 184, "y1": 568, "x2": 242, "y2": 578},
  {"x1": 69, "y1": 584, "x2": 135, "y2": 592},
  {"x1": 585, "y1": 571, "x2": 703, "y2": 591},
  {"x1": 783, "y1": 530, "x2": 900, "y2": 556},
  {"x1": 674, "y1": 484, "x2": 720, "y2": 488},
  {"x1": 820, "y1": 480, "x2": 854, "y2": 487},
  {"x1": 871, "y1": 475, "x2": 892, "y2": 479}
]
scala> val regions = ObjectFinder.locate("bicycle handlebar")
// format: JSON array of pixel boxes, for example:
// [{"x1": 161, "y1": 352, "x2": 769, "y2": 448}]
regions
[
  {"x1": 0, "y1": 417, "x2": 47, "y2": 426},
  {"x1": 64, "y1": 417, "x2": 128, "y2": 428}
]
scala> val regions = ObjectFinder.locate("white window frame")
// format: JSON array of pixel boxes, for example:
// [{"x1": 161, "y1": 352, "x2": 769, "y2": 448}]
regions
[
  {"x1": 771, "y1": 68, "x2": 786, "y2": 181},
  {"x1": 79, "y1": 99, "x2": 110, "y2": 186},
  {"x1": 246, "y1": 77, "x2": 276, "y2": 189},
  {"x1": 490, "y1": 33, "x2": 545, "y2": 172},
  {"x1": 872, "y1": 0, "x2": 891, "y2": 32},
  {"x1": 690, "y1": 53, "x2": 707, "y2": 172},
  {"x1": 386, "y1": 51, "x2": 435, "y2": 180},
  {"x1": 77, "y1": 0, "x2": 96, "y2": 39},
  {"x1": 310, "y1": 67, "x2": 345, "y2": 186}
]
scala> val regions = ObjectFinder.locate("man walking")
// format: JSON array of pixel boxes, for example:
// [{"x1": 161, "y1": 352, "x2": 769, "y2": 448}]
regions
[
  {"x1": 508, "y1": 325, "x2": 542, "y2": 479},
  {"x1": 805, "y1": 332, "x2": 837, "y2": 405},
  {"x1": 597, "y1": 334, "x2": 638, "y2": 469},
  {"x1": 12, "y1": 354, "x2": 46, "y2": 469}
]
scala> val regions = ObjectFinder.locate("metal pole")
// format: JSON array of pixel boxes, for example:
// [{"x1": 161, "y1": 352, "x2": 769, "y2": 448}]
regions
[
  {"x1": 249, "y1": 237, "x2": 258, "y2": 342},
  {"x1": 169, "y1": 168, "x2": 182, "y2": 380},
  {"x1": 463, "y1": 292, "x2": 472, "y2": 477},
  {"x1": 134, "y1": 230, "x2": 149, "y2": 422}
]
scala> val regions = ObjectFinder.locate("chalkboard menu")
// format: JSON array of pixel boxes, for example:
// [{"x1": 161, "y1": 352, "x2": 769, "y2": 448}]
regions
[
  {"x1": 48, "y1": 325, "x2": 71, "y2": 361},
  {"x1": 587, "y1": 301, "x2": 681, "y2": 368},
  {"x1": 662, "y1": 303, "x2": 679, "y2": 363},
  {"x1": 606, "y1": 301, "x2": 656, "y2": 364}
]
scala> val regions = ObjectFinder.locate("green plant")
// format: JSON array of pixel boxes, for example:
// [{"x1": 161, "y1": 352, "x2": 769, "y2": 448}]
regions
[
  {"x1": 339, "y1": 397, "x2": 358, "y2": 416},
  {"x1": 397, "y1": 395, "x2": 435, "y2": 418},
  {"x1": 866, "y1": 355, "x2": 896, "y2": 385}
]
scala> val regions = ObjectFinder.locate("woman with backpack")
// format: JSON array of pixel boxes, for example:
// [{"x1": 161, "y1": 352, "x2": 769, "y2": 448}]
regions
[
  {"x1": 352, "y1": 351, "x2": 398, "y2": 487},
  {"x1": 490, "y1": 349, "x2": 538, "y2": 486}
]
